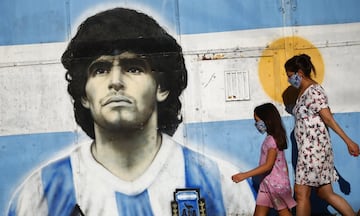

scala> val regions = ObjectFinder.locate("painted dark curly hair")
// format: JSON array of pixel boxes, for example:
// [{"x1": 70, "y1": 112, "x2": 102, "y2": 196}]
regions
[{"x1": 61, "y1": 7, "x2": 187, "y2": 138}]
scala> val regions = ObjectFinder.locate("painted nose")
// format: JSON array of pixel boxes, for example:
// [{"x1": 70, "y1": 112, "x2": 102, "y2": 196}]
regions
[{"x1": 109, "y1": 66, "x2": 124, "y2": 91}]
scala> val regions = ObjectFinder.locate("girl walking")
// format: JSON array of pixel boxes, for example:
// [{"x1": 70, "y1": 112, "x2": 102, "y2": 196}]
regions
[{"x1": 232, "y1": 103, "x2": 296, "y2": 216}]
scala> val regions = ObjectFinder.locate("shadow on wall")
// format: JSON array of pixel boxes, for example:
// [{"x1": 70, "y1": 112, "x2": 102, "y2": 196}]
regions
[{"x1": 282, "y1": 86, "x2": 352, "y2": 216}]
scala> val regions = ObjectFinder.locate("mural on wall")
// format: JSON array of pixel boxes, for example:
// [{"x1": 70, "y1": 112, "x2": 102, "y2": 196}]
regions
[
  {"x1": 3, "y1": 6, "x2": 255, "y2": 216},
  {"x1": 1, "y1": 0, "x2": 360, "y2": 215}
]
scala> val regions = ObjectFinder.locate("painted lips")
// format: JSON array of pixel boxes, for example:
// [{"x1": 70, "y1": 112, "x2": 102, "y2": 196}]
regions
[{"x1": 101, "y1": 95, "x2": 132, "y2": 107}]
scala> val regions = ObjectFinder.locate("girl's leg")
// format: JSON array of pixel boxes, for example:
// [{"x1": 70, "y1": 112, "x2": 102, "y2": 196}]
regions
[
  {"x1": 294, "y1": 184, "x2": 311, "y2": 216},
  {"x1": 253, "y1": 205, "x2": 269, "y2": 216},
  {"x1": 278, "y1": 208, "x2": 293, "y2": 216},
  {"x1": 316, "y1": 184, "x2": 355, "y2": 216}
]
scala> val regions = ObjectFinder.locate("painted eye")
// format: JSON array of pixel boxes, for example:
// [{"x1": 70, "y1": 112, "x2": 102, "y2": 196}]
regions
[
  {"x1": 94, "y1": 68, "x2": 109, "y2": 75},
  {"x1": 126, "y1": 66, "x2": 144, "y2": 74},
  {"x1": 121, "y1": 58, "x2": 150, "y2": 74},
  {"x1": 88, "y1": 61, "x2": 111, "y2": 76}
]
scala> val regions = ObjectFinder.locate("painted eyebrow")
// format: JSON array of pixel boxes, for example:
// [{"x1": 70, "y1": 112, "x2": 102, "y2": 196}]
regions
[
  {"x1": 87, "y1": 58, "x2": 150, "y2": 74},
  {"x1": 89, "y1": 57, "x2": 148, "y2": 66},
  {"x1": 120, "y1": 58, "x2": 149, "y2": 67}
]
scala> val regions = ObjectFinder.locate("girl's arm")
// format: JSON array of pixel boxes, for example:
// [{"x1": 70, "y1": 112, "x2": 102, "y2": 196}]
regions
[
  {"x1": 319, "y1": 107, "x2": 360, "y2": 157},
  {"x1": 231, "y1": 148, "x2": 277, "y2": 183}
]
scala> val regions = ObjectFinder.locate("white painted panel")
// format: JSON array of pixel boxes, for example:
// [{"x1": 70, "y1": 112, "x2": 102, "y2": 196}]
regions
[
  {"x1": 181, "y1": 22, "x2": 360, "y2": 123},
  {"x1": 0, "y1": 43, "x2": 76, "y2": 136},
  {"x1": 183, "y1": 56, "x2": 272, "y2": 123}
]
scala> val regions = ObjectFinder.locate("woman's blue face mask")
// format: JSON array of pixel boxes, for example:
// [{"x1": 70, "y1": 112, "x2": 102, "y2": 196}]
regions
[{"x1": 288, "y1": 73, "x2": 302, "y2": 88}]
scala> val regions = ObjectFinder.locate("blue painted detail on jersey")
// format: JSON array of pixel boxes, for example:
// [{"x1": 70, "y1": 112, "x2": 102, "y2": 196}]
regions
[
  {"x1": 246, "y1": 179, "x2": 258, "y2": 200},
  {"x1": 183, "y1": 147, "x2": 226, "y2": 215},
  {"x1": 42, "y1": 157, "x2": 77, "y2": 216},
  {"x1": 0, "y1": 131, "x2": 77, "y2": 216},
  {"x1": 115, "y1": 191, "x2": 154, "y2": 216},
  {"x1": 6, "y1": 192, "x2": 18, "y2": 216},
  {"x1": 1, "y1": 0, "x2": 360, "y2": 45}
]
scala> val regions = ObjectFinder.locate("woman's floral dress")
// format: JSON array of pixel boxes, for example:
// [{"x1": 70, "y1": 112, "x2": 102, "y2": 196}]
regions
[{"x1": 293, "y1": 84, "x2": 338, "y2": 186}]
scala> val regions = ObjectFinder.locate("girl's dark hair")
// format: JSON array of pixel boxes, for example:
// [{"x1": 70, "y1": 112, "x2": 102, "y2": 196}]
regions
[
  {"x1": 254, "y1": 103, "x2": 287, "y2": 150},
  {"x1": 284, "y1": 54, "x2": 316, "y2": 78},
  {"x1": 61, "y1": 7, "x2": 187, "y2": 138}
]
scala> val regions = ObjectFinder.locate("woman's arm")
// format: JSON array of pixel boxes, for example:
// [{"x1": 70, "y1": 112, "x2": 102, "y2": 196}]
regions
[
  {"x1": 231, "y1": 148, "x2": 277, "y2": 183},
  {"x1": 319, "y1": 107, "x2": 359, "y2": 156}
]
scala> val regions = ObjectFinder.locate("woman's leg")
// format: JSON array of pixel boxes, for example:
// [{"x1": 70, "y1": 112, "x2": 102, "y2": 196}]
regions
[
  {"x1": 294, "y1": 184, "x2": 311, "y2": 216},
  {"x1": 253, "y1": 205, "x2": 270, "y2": 216},
  {"x1": 316, "y1": 184, "x2": 355, "y2": 216}
]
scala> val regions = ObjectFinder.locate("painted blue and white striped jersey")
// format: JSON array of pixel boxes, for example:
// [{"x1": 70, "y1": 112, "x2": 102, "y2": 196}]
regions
[{"x1": 7, "y1": 134, "x2": 255, "y2": 216}]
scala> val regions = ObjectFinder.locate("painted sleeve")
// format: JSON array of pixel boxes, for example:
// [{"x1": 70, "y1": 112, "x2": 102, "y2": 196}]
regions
[
  {"x1": 7, "y1": 170, "x2": 48, "y2": 216},
  {"x1": 217, "y1": 159, "x2": 256, "y2": 215}
]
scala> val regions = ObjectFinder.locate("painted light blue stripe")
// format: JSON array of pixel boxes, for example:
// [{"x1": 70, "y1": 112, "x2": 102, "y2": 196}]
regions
[
  {"x1": 115, "y1": 191, "x2": 154, "y2": 215},
  {"x1": 1, "y1": 0, "x2": 360, "y2": 45},
  {"x1": 0, "y1": 0, "x2": 68, "y2": 45},
  {"x1": 178, "y1": 0, "x2": 283, "y2": 34},
  {"x1": 42, "y1": 157, "x2": 77, "y2": 216},
  {"x1": 183, "y1": 147, "x2": 226, "y2": 215},
  {"x1": 184, "y1": 111, "x2": 360, "y2": 210},
  {"x1": 288, "y1": 0, "x2": 360, "y2": 26},
  {"x1": 179, "y1": 0, "x2": 360, "y2": 34}
]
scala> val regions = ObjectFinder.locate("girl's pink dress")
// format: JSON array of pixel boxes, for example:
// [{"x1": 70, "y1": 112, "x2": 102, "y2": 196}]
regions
[{"x1": 256, "y1": 135, "x2": 296, "y2": 210}]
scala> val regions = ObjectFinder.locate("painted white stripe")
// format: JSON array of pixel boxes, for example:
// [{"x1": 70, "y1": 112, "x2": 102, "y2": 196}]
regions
[
  {"x1": 0, "y1": 42, "x2": 76, "y2": 136},
  {"x1": 1, "y1": 23, "x2": 359, "y2": 134},
  {"x1": 180, "y1": 22, "x2": 360, "y2": 123}
]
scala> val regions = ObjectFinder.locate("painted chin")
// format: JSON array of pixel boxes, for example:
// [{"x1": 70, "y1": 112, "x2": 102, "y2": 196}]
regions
[{"x1": 99, "y1": 110, "x2": 134, "y2": 125}]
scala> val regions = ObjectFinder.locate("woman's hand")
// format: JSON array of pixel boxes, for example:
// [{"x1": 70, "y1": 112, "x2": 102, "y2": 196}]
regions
[{"x1": 347, "y1": 140, "x2": 360, "y2": 157}]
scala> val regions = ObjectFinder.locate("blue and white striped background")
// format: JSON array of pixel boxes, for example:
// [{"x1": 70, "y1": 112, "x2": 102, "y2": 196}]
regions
[{"x1": 1, "y1": 0, "x2": 360, "y2": 214}]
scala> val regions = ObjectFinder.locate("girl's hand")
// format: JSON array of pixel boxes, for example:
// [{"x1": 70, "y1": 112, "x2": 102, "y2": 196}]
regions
[
  {"x1": 231, "y1": 173, "x2": 247, "y2": 183},
  {"x1": 347, "y1": 141, "x2": 360, "y2": 157}
]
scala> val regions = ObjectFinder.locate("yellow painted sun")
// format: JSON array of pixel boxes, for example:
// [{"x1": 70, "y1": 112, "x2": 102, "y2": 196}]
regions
[{"x1": 258, "y1": 36, "x2": 324, "y2": 103}]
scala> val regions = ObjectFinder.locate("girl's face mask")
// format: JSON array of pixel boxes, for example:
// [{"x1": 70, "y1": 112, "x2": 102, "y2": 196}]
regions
[
  {"x1": 288, "y1": 73, "x2": 302, "y2": 88},
  {"x1": 255, "y1": 120, "x2": 267, "y2": 134}
]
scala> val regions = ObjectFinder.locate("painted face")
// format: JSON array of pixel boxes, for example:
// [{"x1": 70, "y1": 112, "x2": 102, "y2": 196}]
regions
[{"x1": 81, "y1": 52, "x2": 168, "y2": 131}]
